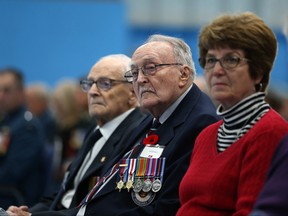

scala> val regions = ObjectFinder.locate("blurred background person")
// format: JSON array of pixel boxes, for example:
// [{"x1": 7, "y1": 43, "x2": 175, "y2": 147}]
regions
[
  {"x1": 265, "y1": 89, "x2": 288, "y2": 121},
  {"x1": 50, "y1": 79, "x2": 94, "y2": 185},
  {"x1": 265, "y1": 87, "x2": 288, "y2": 121},
  {"x1": 177, "y1": 12, "x2": 288, "y2": 216},
  {"x1": 0, "y1": 68, "x2": 47, "y2": 208},
  {"x1": 249, "y1": 134, "x2": 288, "y2": 216},
  {"x1": 193, "y1": 75, "x2": 208, "y2": 94},
  {"x1": 194, "y1": 75, "x2": 219, "y2": 107},
  {"x1": 25, "y1": 83, "x2": 57, "y2": 194},
  {"x1": 25, "y1": 83, "x2": 56, "y2": 145}
]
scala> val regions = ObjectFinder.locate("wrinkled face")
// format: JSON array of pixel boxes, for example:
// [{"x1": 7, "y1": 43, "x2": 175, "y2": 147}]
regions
[
  {"x1": 0, "y1": 73, "x2": 23, "y2": 114},
  {"x1": 131, "y1": 42, "x2": 186, "y2": 117},
  {"x1": 204, "y1": 47, "x2": 261, "y2": 110},
  {"x1": 87, "y1": 58, "x2": 133, "y2": 126}
]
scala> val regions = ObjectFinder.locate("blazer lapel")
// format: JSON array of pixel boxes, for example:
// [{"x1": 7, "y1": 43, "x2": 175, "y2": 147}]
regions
[
  {"x1": 64, "y1": 126, "x2": 98, "y2": 187},
  {"x1": 72, "y1": 109, "x2": 148, "y2": 204}
]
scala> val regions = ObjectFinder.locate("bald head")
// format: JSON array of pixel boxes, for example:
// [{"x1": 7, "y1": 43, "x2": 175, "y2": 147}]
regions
[{"x1": 86, "y1": 54, "x2": 138, "y2": 126}]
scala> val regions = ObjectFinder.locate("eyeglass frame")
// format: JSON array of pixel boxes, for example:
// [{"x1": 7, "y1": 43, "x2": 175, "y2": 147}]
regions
[
  {"x1": 124, "y1": 63, "x2": 183, "y2": 82},
  {"x1": 80, "y1": 77, "x2": 130, "y2": 93},
  {"x1": 198, "y1": 54, "x2": 250, "y2": 70}
]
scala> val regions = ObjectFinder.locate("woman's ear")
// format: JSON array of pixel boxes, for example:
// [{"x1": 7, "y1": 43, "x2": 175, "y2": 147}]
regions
[{"x1": 254, "y1": 74, "x2": 264, "y2": 92}]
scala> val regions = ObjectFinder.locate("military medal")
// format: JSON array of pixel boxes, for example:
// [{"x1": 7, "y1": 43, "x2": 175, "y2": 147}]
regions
[
  {"x1": 142, "y1": 179, "x2": 152, "y2": 192},
  {"x1": 116, "y1": 180, "x2": 124, "y2": 192},
  {"x1": 131, "y1": 190, "x2": 156, "y2": 207},
  {"x1": 116, "y1": 159, "x2": 127, "y2": 192},
  {"x1": 133, "y1": 178, "x2": 143, "y2": 193},
  {"x1": 152, "y1": 157, "x2": 165, "y2": 193},
  {"x1": 126, "y1": 158, "x2": 136, "y2": 192},
  {"x1": 133, "y1": 158, "x2": 146, "y2": 192},
  {"x1": 152, "y1": 179, "x2": 162, "y2": 192},
  {"x1": 126, "y1": 179, "x2": 133, "y2": 191},
  {"x1": 142, "y1": 158, "x2": 154, "y2": 192}
]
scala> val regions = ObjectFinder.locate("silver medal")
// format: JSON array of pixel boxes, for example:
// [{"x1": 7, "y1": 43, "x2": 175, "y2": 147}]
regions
[
  {"x1": 152, "y1": 179, "x2": 162, "y2": 192},
  {"x1": 133, "y1": 178, "x2": 143, "y2": 193},
  {"x1": 142, "y1": 179, "x2": 152, "y2": 192}
]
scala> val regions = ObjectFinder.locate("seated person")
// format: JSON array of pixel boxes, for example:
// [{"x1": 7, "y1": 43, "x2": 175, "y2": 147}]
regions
[
  {"x1": 250, "y1": 134, "x2": 288, "y2": 216},
  {"x1": 7, "y1": 54, "x2": 146, "y2": 214}
]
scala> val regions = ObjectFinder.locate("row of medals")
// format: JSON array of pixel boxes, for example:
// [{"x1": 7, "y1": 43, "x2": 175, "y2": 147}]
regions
[{"x1": 116, "y1": 177, "x2": 162, "y2": 193}]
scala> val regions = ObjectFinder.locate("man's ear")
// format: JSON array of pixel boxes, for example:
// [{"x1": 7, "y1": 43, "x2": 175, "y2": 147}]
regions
[
  {"x1": 179, "y1": 66, "x2": 191, "y2": 86},
  {"x1": 128, "y1": 90, "x2": 138, "y2": 106}
]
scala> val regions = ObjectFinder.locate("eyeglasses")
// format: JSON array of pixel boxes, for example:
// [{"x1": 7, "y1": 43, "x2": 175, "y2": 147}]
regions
[
  {"x1": 80, "y1": 78, "x2": 129, "y2": 92},
  {"x1": 124, "y1": 63, "x2": 183, "y2": 82},
  {"x1": 199, "y1": 55, "x2": 249, "y2": 70}
]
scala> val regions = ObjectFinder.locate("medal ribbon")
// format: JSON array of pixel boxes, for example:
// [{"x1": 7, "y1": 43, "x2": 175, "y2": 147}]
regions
[
  {"x1": 79, "y1": 161, "x2": 119, "y2": 206},
  {"x1": 160, "y1": 157, "x2": 166, "y2": 181},
  {"x1": 123, "y1": 158, "x2": 129, "y2": 183},
  {"x1": 150, "y1": 158, "x2": 157, "y2": 179},
  {"x1": 118, "y1": 158, "x2": 127, "y2": 182},
  {"x1": 78, "y1": 144, "x2": 142, "y2": 207},
  {"x1": 155, "y1": 157, "x2": 162, "y2": 179},
  {"x1": 145, "y1": 158, "x2": 154, "y2": 179},
  {"x1": 135, "y1": 158, "x2": 147, "y2": 178},
  {"x1": 126, "y1": 158, "x2": 136, "y2": 181}
]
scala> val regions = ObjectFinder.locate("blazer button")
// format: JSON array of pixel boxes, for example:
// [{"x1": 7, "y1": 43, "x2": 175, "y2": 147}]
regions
[{"x1": 101, "y1": 156, "x2": 106, "y2": 163}]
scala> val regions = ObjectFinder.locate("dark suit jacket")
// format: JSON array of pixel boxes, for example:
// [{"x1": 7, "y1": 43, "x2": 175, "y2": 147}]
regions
[
  {"x1": 250, "y1": 134, "x2": 288, "y2": 216},
  {"x1": 31, "y1": 84, "x2": 219, "y2": 216},
  {"x1": 0, "y1": 106, "x2": 46, "y2": 208},
  {"x1": 30, "y1": 108, "x2": 146, "y2": 212}
]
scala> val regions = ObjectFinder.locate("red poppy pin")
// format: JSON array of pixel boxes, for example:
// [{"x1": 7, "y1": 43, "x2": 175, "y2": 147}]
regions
[{"x1": 143, "y1": 134, "x2": 159, "y2": 145}]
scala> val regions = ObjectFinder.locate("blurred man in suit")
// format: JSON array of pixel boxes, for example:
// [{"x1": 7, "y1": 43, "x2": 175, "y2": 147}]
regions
[{"x1": 0, "y1": 68, "x2": 46, "y2": 208}]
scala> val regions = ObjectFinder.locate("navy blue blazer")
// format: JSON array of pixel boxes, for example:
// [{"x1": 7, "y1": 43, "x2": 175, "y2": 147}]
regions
[
  {"x1": 0, "y1": 106, "x2": 46, "y2": 207},
  {"x1": 32, "y1": 84, "x2": 219, "y2": 216},
  {"x1": 30, "y1": 108, "x2": 146, "y2": 212},
  {"x1": 250, "y1": 134, "x2": 288, "y2": 216}
]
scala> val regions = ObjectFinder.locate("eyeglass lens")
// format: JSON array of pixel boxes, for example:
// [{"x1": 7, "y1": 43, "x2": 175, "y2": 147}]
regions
[{"x1": 80, "y1": 78, "x2": 112, "y2": 92}]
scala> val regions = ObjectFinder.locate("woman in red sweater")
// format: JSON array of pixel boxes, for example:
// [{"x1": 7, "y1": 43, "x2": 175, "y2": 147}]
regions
[{"x1": 177, "y1": 12, "x2": 288, "y2": 216}]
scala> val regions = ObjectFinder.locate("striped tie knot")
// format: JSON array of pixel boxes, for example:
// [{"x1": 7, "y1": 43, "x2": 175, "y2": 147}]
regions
[{"x1": 149, "y1": 118, "x2": 161, "y2": 134}]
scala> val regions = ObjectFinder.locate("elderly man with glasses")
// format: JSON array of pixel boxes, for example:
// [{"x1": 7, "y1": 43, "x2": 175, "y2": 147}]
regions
[
  {"x1": 6, "y1": 54, "x2": 146, "y2": 216},
  {"x1": 8, "y1": 34, "x2": 219, "y2": 216}
]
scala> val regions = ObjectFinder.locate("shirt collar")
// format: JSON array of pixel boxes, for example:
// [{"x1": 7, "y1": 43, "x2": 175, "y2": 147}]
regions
[
  {"x1": 95, "y1": 108, "x2": 135, "y2": 140},
  {"x1": 158, "y1": 84, "x2": 193, "y2": 124}
]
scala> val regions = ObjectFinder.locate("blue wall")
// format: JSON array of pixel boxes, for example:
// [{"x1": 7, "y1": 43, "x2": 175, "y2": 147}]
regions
[
  {"x1": 0, "y1": 0, "x2": 128, "y2": 88},
  {"x1": 1, "y1": 0, "x2": 287, "y2": 91}
]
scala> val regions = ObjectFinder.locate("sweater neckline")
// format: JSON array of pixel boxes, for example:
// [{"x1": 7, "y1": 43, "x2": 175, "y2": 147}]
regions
[{"x1": 216, "y1": 92, "x2": 270, "y2": 152}]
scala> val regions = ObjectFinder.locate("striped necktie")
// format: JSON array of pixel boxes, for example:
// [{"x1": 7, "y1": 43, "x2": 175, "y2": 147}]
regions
[
  {"x1": 149, "y1": 118, "x2": 161, "y2": 134},
  {"x1": 143, "y1": 118, "x2": 161, "y2": 145},
  {"x1": 84, "y1": 129, "x2": 102, "y2": 155}
]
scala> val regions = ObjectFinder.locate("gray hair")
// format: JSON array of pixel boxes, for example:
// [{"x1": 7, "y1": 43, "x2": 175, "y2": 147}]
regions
[{"x1": 146, "y1": 34, "x2": 196, "y2": 80}]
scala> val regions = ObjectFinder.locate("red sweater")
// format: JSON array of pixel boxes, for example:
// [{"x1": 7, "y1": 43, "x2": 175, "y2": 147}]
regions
[{"x1": 177, "y1": 109, "x2": 288, "y2": 216}]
